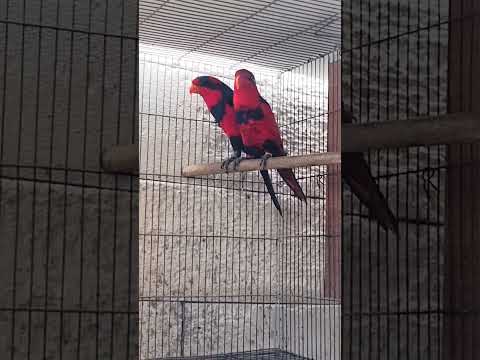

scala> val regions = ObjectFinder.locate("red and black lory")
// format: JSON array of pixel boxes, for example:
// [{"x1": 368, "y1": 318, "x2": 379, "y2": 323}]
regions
[
  {"x1": 189, "y1": 75, "x2": 283, "y2": 215},
  {"x1": 342, "y1": 103, "x2": 398, "y2": 233},
  {"x1": 232, "y1": 69, "x2": 307, "y2": 203}
]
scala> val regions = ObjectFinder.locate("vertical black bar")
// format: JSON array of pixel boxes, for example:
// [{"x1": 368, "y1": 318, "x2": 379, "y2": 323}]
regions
[
  {"x1": 127, "y1": 2, "x2": 139, "y2": 357},
  {"x1": 51, "y1": 0, "x2": 62, "y2": 356},
  {"x1": 313, "y1": 58, "x2": 319, "y2": 360},
  {"x1": 405, "y1": 2, "x2": 411, "y2": 358},
  {"x1": 144, "y1": 52, "x2": 154, "y2": 358},
  {"x1": 426, "y1": 2, "x2": 432, "y2": 358},
  {"x1": 367, "y1": 1, "x2": 375, "y2": 358},
  {"x1": 154, "y1": 54, "x2": 168, "y2": 356},
  {"x1": 149, "y1": 54, "x2": 160, "y2": 359},
  {"x1": 96, "y1": 0, "x2": 109, "y2": 356},
  {"x1": 110, "y1": 0, "x2": 127, "y2": 357},
  {"x1": 17, "y1": 1, "x2": 26, "y2": 358},
  {"x1": 70, "y1": 0, "x2": 83, "y2": 358},
  {"x1": 163, "y1": 57, "x2": 173, "y2": 357},
  {"x1": 348, "y1": 0, "x2": 354, "y2": 357},
  {"x1": 59, "y1": 1, "x2": 82, "y2": 360},
  {"x1": 436, "y1": 1, "x2": 442, "y2": 359},
  {"x1": 171, "y1": 55, "x2": 181, "y2": 357},
  {"x1": 180, "y1": 301, "x2": 185, "y2": 357},
  {"x1": 416, "y1": 0, "x2": 422, "y2": 357},
  {"x1": 139, "y1": 48, "x2": 148, "y2": 357},
  {"x1": 358, "y1": 1, "x2": 364, "y2": 358},
  {"x1": 395, "y1": 2, "x2": 402, "y2": 359}
]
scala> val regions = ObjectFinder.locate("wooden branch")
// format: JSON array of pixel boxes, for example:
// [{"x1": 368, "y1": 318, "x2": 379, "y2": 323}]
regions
[
  {"x1": 181, "y1": 152, "x2": 341, "y2": 177},
  {"x1": 101, "y1": 112, "x2": 479, "y2": 175},
  {"x1": 101, "y1": 144, "x2": 138, "y2": 174},
  {"x1": 342, "y1": 111, "x2": 480, "y2": 152}
]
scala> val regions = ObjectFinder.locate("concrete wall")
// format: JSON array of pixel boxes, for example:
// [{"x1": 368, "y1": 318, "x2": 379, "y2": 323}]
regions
[{"x1": 0, "y1": 0, "x2": 138, "y2": 358}]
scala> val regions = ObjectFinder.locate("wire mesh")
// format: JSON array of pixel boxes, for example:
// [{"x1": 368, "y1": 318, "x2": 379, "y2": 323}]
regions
[
  {"x1": 138, "y1": 46, "x2": 340, "y2": 359},
  {"x1": 138, "y1": 0, "x2": 341, "y2": 71},
  {"x1": 339, "y1": 0, "x2": 474, "y2": 358},
  {"x1": 0, "y1": 0, "x2": 138, "y2": 359}
]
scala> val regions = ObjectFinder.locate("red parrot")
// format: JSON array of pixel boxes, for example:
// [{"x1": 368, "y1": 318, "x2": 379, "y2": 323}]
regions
[
  {"x1": 342, "y1": 104, "x2": 398, "y2": 233},
  {"x1": 233, "y1": 69, "x2": 307, "y2": 203},
  {"x1": 189, "y1": 75, "x2": 283, "y2": 215}
]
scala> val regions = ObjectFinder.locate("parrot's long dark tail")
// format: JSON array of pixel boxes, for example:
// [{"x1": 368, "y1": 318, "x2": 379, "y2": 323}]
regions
[
  {"x1": 277, "y1": 169, "x2": 307, "y2": 202},
  {"x1": 342, "y1": 152, "x2": 398, "y2": 234},
  {"x1": 259, "y1": 170, "x2": 283, "y2": 216}
]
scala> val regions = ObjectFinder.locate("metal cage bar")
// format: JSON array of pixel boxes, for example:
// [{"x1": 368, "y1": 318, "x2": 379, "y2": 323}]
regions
[
  {"x1": 342, "y1": 0, "x2": 450, "y2": 358},
  {"x1": 138, "y1": 44, "x2": 340, "y2": 358},
  {"x1": 138, "y1": 0, "x2": 341, "y2": 71},
  {"x1": 0, "y1": 0, "x2": 139, "y2": 359}
]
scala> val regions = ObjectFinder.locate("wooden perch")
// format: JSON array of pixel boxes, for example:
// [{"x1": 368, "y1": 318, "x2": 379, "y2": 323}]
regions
[
  {"x1": 342, "y1": 111, "x2": 480, "y2": 152},
  {"x1": 101, "y1": 144, "x2": 138, "y2": 174},
  {"x1": 181, "y1": 152, "x2": 341, "y2": 177},
  {"x1": 100, "y1": 112, "x2": 479, "y2": 175}
]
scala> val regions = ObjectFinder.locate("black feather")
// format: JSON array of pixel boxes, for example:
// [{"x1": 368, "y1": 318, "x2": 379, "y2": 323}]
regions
[{"x1": 260, "y1": 170, "x2": 283, "y2": 216}]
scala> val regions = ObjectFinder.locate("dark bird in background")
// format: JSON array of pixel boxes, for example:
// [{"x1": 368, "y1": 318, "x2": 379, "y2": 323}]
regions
[
  {"x1": 189, "y1": 75, "x2": 283, "y2": 215},
  {"x1": 232, "y1": 69, "x2": 307, "y2": 205},
  {"x1": 342, "y1": 103, "x2": 398, "y2": 233}
]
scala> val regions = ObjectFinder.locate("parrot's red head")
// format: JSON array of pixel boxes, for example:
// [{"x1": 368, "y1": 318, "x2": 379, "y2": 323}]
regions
[
  {"x1": 189, "y1": 76, "x2": 233, "y2": 110},
  {"x1": 233, "y1": 69, "x2": 260, "y2": 109},
  {"x1": 190, "y1": 76, "x2": 220, "y2": 97},
  {"x1": 189, "y1": 76, "x2": 234, "y2": 125},
  {"x1": 234, "y1": 69, "x2": 257, "y2": 91}
]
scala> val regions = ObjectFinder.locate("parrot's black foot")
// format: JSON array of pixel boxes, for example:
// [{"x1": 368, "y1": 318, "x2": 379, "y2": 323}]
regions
[
  {"x1": 259, "y1": 153, "x2": 272, "y2": 170},
  {"x1": 221, "y1": 156, "x2": 241, "y2": 171},
  {"x1": 231, "y1": 156, "x2": 248, "y2": 170}
]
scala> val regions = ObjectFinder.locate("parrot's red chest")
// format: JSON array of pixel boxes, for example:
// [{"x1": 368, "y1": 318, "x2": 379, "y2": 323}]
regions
[
  {"x1": 239, "y1": 122, "x2": 266, "y2": 147},
  {"x1": 219, "y1": 106, "x2": 240, "y2": 137},
  {"x1": 235, "y1": 101, "x2": 284, "y2": 151}
]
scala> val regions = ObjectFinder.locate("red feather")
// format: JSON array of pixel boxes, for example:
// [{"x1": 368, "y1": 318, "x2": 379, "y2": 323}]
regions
[
  {"x1": 218, "y1": 105, "x2": 239, "y2": 138},
  {"x1": 190, "y1": 76, "x2": 240, "y2": 138},
  {"x1": 234, "y1": 69, "x2": 306, "y2": 202},
  {"x1": 190, "y1": 75, "x2": 284, "y2": 213}
]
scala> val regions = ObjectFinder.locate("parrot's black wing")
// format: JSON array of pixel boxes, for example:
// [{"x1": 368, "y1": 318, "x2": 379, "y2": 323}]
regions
[{"x1": 342, "y1": 105, "x2": 398, "y2": 234}]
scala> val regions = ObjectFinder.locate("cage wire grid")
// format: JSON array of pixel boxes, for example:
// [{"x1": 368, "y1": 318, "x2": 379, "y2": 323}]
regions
[
  {"x1": 339, "y1": 0, "x2": 480, "y2": 358},
  {"x1": 138, "y1": 49, "x2": 340, "y2": 360},
  {"x1": 1, "y1": 0, "x2": 477, "y2": 358},
  {"x1": 138, "y1": 0, "x2": 341, "y2": 71},
  {"x1": 1, "y1": 0, "x2": 139, "y2": 359},
  {"x1": 138, "y1": 0, "x2": 342, "y2": 359}
]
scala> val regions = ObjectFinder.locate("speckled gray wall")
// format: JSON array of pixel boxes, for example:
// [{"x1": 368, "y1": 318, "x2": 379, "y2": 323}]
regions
[
  {"x1": 342, "y1": 0, "x2": 449, "y2": 359},
  {"x1": 0, "y1": 0, "x2": 138, "y2": 358}
]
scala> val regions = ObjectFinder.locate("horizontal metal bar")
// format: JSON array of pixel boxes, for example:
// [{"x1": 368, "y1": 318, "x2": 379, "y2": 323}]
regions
[
  {"x1": 0, "y1": 18, "x2": 138, "y2": 40},
  {"x1": 138, "y1": 0, "x2": 340, "y2": 69},
  {"x1": 139, "y1": 295, "x2": 340, "y2": 306}
]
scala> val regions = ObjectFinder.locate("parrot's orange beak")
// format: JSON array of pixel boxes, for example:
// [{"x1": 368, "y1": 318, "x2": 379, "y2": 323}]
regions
[{"x1": 189, "y1": 83, "x2": 200, "y2": 94}]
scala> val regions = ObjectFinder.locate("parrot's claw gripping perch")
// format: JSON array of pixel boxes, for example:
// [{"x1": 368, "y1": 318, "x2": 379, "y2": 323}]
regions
[
  {"x1": 221, "y1": 156, "x2": 241, "y2": 171},
  {"x1": 231, "y1": 157, "x2": 247, "y2": 170},
  {"x1": 259, "y1": 153, "x2": 272, "y2": 170}
]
